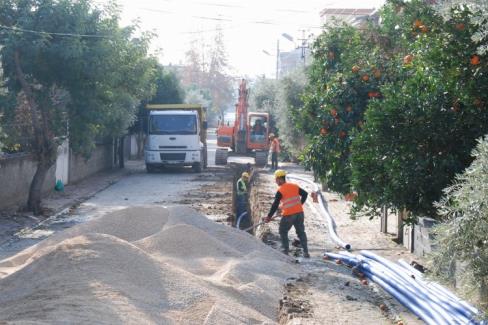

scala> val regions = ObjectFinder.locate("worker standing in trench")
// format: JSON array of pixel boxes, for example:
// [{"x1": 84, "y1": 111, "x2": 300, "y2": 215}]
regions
[
  {"x1": 264, "y1": 170, "x2": 310, "y2": 258},
  {"x1": 236, "y1": 172, "x2": 250, "y2": 227}
]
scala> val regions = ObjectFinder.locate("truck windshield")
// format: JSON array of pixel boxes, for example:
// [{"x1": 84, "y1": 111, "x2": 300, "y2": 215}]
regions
[{"x1": 149, "y1": 115, "x2": 197, "y2": 135}]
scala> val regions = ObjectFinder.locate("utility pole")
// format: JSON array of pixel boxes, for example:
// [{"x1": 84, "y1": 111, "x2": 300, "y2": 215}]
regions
[
  {"x1": 276, "y1": 39, "x2": 280, "y2": 80},
  {"x1": 297, "y1": 29, "x2": 310, "y2": 65}
]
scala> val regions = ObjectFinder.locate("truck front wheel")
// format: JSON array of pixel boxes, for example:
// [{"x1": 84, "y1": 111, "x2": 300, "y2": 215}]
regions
[
  {"x1": 146, "y1": 164, "x2": 157, "y2": 173},
  {"x1": 193, "y1": 162, "x2": 202, "y2": 173}
]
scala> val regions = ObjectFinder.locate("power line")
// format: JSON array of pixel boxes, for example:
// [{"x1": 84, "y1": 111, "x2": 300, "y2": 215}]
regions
[{"x1": 0, "y1": 25, "x2": 112, "y2": 38}]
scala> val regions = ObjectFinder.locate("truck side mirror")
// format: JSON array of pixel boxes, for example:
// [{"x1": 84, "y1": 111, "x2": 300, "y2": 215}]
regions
[{"x1": 203, "y1": 121, "x2": 208, "y2": 129}]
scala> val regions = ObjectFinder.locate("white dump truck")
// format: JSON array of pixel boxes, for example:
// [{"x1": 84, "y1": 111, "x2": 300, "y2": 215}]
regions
[{"x1": 144, "y1": 104, "x2": 208, "y2": 173}]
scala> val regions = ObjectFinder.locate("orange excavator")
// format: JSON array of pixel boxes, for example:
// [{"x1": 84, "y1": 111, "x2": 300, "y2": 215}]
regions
[{"x1": 215, "y1": 79, "x2": 270, "y2": 166}]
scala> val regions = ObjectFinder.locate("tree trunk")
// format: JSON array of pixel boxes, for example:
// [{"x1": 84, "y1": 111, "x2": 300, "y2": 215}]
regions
[
  {"x1": 119, "y1": 136, "x2": 125, "y2": 168},
  {"x1": 27, "y1": 160, "x2": 54, "y2": 215}
]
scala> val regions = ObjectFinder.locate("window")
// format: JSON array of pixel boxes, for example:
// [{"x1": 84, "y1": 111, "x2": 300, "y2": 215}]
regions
[{"x1": 149, "y1": 115, "x2": 197, "y2": 135}]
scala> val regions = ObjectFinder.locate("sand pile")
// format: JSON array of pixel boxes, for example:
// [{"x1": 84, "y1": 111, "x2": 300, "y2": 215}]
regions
[{"x1": 0, "y1": 206, "x2": 298, "y2": 324}]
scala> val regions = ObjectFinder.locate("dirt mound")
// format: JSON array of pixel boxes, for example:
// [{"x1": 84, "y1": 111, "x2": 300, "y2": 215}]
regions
[{"x1": 0, "y1": 206, "x2": 298, "y2": 324}]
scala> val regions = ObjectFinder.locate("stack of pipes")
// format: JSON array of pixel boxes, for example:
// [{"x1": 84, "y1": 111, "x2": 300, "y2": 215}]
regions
[
  {"x1": 324, "y1": 250, "x2": 482, "y2": 325},
  {"x1": 286, "y1": 174, "x2": 483, "y2": 325}
]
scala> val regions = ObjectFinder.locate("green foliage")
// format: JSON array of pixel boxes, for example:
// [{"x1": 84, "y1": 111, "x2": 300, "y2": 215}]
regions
[
  {"x1": 429, "y1": 135, "x2": 488, "y2": 310},
  {"x1": 351, "y1": 1, "x2": 488, "y2": 218},
  {"x1": 181, "y1": 27, "x2": 233, "y2": 124},
  {"x1": 0, "y1": 0, "x2": 156, "y2": 156},
  {"x1": 149, "y1": 66, "x2": 185, "y2": 105},
  {"x1": 300, "y1": 24, "x2": 382, "y2": 193},
  {"x1": 277, "y1": 68, "x2": 308, "y2": 159},
  {"x1": 299, "y1": 0, "x2": 488, "y2": 219}
]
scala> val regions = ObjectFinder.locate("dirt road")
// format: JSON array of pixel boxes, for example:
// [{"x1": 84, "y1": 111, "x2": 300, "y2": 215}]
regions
[
  {"x1": 0, "y1": 153, "x2": 427, "y2": 323},
  {"x1": 252, "y1": 167, "x2": 424, "y2": 325}
]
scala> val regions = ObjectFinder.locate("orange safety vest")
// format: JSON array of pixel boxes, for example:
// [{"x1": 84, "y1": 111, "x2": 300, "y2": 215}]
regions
[
  {"x1": 271, "y1": 138, "x2": 280, "y2": 153},
  {"x1": 278, "y1": 182, "x2": 303, "y2": 216}
]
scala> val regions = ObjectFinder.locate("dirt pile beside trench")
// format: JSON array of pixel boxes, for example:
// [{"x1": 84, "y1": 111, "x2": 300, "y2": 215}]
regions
[{"x1": 0, "y1": 206, "x2": 298, "y2": 324}]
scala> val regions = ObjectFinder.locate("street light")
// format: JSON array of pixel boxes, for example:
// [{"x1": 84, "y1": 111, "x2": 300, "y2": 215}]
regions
[{"x1": 262, "y1": 33, "x2": 295, "y2": 80}]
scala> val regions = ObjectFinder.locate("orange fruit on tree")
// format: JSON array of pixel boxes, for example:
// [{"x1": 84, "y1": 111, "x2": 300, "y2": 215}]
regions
[
  {"x1": 455, "y1": 23, "x2": 465, "y2": 31},
  {"x1": 339, "y1": 131, "x2": 347, "y2": 139},
  {"x1": 419, "y1": 25, "x2": 429, "y2": 33},
  {"x1": 352, "y1": 65, "x2": 360, "y2": 73},
  {"x1": 474, "y1": 98, "x2": 483, "y2": 108},
  {"x1": 470, "y1": 54, "x2": 480, "y2": 65},
  {"x1": 373, "y1": 69, "x2": 381, "y2": 79},
  {"x1": 413, "y1": 19, "x2": 423, "y2": 29},
  {"x1": 331, "y1": 108, "x2": 338, "y2": 117},
  {"x1": 320, "y1": 128, "x2": 328, "y2": 136},
  {"x1": 452, "y1": 101, "x2": 461, "y2": 112},
  {"x1": 362, "y1": 74, "x2": 370, "y2": 82},
  {"x1": 403, "y1": 54, "x2": 414, "y2": 65}
]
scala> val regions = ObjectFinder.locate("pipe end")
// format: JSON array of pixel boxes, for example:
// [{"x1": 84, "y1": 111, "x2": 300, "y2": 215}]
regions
[{"x1": 345, "y1": 244, "x2": 352, "y2": 250}]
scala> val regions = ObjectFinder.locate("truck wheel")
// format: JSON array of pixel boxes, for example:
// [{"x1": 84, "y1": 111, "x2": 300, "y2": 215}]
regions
[
  {"x1": 193, "y1": 162, "x2": 202, "y2": 173},
  {"x1": 215, "y1": 148, "x2": 228, "y2": 165},
  {"x1": 255, "y1": 151, "x2": 268, "y2": 167},
  {"x1": 203, "y1": 147, "x2": 208, "y2": 168},
  {"x1": 146, "y1": 164, "x2": 157, "y2": 173}
]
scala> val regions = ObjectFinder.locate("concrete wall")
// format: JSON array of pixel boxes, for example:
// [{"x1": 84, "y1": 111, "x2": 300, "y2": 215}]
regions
[
  {"x1": 413, "y1": 217, "x2": 437, "y2": 257},
  {"x1": 0, "y1": 154, "x2": 56, "y2": 211},
  {"x1": 401, "y1": 217, "x2": 437, "y2": 257},
  {"x1": 69, "y1": 143, "x2": 114, "y2": 184}
]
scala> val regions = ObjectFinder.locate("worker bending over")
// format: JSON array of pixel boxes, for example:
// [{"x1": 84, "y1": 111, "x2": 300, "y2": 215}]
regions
[{"x1": 265, "y1": 169, "x2": 310, "y2": 258}]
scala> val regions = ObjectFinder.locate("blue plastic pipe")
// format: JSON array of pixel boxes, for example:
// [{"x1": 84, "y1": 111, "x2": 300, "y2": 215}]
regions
[
  {"x1": 360, "y1": 251, "x2": 479, "y2": 324},
  {"x1": 397, "y1": 258, "x2": 480, "y2": 320},
  {"x1": 357, "y1": 258, "x2": 464, "y2": 324},
  {"x1": 236, "y1": 211, "x2": 248, "y2": 230},
  {"x1": 287, "y1": 175, "x2": 352, "y2": 250}
]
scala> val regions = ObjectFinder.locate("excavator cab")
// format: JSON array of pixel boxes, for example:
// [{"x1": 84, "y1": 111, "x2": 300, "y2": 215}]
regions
[{"x1": 247, "y1": 114, "x2": 269, "y2": 149}]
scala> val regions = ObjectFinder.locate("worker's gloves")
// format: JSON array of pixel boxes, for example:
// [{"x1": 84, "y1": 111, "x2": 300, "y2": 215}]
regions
[
  {"x1": 311, "y1": 192, "x2": 319, "y2": 203},
  {"x1": 263, "y1": 216, "x2": 272, "y2": 223}
]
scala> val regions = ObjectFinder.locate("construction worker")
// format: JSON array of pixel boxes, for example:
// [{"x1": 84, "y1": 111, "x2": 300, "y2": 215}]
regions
[
  {"x1": 269, "y1": 134, "x2": 280, "y2": 171},
  {"x1": 264, "y1": 169, "x2": 310, "y2": 258},
  {"x1": 236, "y1": 172, "x2": 250, "y2": 227}
]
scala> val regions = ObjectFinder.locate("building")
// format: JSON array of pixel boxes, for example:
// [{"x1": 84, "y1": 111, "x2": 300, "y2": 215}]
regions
[{"x1": 320, "y1": 8, "x2": 379, "y2": 29}]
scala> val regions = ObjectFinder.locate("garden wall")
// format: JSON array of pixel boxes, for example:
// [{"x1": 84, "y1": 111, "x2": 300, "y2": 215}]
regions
[{"x1": 0, "y1": 154, "x2": 55, "y2": 211}]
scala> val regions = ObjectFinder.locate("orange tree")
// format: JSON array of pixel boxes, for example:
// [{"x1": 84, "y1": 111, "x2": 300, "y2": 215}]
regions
[
  {"x1": 299, "y1": 24, "x2": 388, "y2": 193},
  {"x1": 350, "y1": 1, "x2": 488, "y2": 218}
]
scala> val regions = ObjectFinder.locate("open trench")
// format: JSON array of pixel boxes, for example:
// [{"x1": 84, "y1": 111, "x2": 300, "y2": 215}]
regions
[{"x1": 231, "y1": 166, "x2": 424, "y2": 324}]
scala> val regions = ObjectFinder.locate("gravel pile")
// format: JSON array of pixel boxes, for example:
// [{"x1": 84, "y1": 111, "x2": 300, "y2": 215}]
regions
[{"x1": 0, "y1": 206, "x2": 298, "y2": 324}]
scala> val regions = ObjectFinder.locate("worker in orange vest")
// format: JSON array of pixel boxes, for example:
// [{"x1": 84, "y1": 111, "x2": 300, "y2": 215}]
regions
[
  {"x1": 269, "y1": 133, "x2": 280, "y2": 171},
  {"x1": 264, "y1": 169, "x2": 310, "y2": 258}
]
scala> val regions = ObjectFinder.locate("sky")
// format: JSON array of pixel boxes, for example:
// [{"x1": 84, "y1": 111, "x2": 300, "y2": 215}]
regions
[{"x1": 101, "y1": 0, "x2": 385, "y2": 78}]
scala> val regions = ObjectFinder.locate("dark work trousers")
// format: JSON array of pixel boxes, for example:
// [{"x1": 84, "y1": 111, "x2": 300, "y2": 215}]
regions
[
  {"x1": 271, "y1": 152, "x2": 278, "y2": 170},
  {"x1": 279, "y1": 212, "x2": 308, "y2": 254},
  {"x1": 236, "y1": 194, "x2": 249, "y2": 229}
]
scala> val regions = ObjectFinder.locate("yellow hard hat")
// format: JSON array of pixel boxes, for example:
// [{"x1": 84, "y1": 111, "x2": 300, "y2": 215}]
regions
[
  {"x1": 241, "y1": 172, "x2": 250, "y2": 178},
  {"x1": 274, "y1": 169, "x2": 287, "y2": 178}
]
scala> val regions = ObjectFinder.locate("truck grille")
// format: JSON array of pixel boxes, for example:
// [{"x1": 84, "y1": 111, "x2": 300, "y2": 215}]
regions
[{"x1": 160, "y1": 153, "x2": 186, "y2": 161}]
